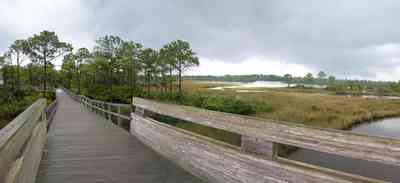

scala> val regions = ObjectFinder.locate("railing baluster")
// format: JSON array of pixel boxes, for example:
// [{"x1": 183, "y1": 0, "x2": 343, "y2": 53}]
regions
[
  {"x1": 63, "y1": 89, "x2": 131, "y2": 130},
  {"x1": 107, "y1": 104, "x2": 111, "y2": 121},
  {"x1": 117, "y1": 106, "x2": 122, "y2": 127}
]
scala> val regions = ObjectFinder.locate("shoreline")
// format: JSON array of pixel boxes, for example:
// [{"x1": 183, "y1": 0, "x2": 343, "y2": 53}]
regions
[
  {"x1": 279, "y1": 113, "x2": 400, "y2": 158},
  {"x1": 340, "y1": 112, "x2": 400, "y2": 131}
]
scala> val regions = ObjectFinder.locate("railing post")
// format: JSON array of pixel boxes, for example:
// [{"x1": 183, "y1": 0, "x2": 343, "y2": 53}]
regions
[
  {"x1": 83, "y1": 98, "x2": 87, "y2": 110},
  {"x1": 241, "y1": 136, "x2": 280, "y2": 157},
  {"x1": 86, "y1": 99, "x2": 88, "y2": 110},
  {"x1": 131, "y1": 106, "x2": 145, "y2": 135},
  {"x1": 90, "y1": 101, "x2": 94, "y2": 112},
  {"x1": 107, "y1": 104, "x2": 111, "y2": 121},
  {"x1": 117, "y1": 106, "x2": 122, "y2": 127},
  {"x1": 134, "y1": 106, "x2": 147, "y2": 117},
  {"x1": 41, "y1": 105, "x2": 47, "y2": 123},
  {"x1": 102, "y1": 102, "x2": 106, "y2": 118}
]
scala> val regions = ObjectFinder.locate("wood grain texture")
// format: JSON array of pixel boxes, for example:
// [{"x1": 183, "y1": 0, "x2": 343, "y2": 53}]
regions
[
  {"x1": 36, "y1": 91, "x2": 204, "y2": 183},
  {"x1": 45, "y1": 100, "x2": 58, "y2": 131},
  {"x1": 14, "y1": 121, "x2": 47, "y2": 183},
  {"x1": 133, "y1": 97, "x2": 400, "y2": 167},
  {"x1": 80, "y1": 98, "x2": 131, "y2": 120},
  {"x1": 131, "y1": 113, "x2": 383, "y2": 183},
  {"x1": 241, "y1": 135, "x2": 276, "y2": 157},
  {"x1": 0, "y1": 99, "x2": 46, "y2": 182}
]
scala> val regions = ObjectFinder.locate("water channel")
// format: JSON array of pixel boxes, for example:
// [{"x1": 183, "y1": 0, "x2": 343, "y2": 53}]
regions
[{"x1": 288, "y1": 118, "x2": 400, "y2": 182}]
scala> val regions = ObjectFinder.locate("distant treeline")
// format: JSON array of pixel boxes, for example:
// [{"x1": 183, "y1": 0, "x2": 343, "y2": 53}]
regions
[
  {"x1": 185, "y1": 74, "x2": 286, "y2": 82},
  {"x1": 185, "y1": 74, "x2": 394, "y2": 85},
  {"x1": 185, "y1": 74, "x2": 400, "y2": 96},
  {"x1": 0, "y1": 30, "x2": 200, "y2": 104}
]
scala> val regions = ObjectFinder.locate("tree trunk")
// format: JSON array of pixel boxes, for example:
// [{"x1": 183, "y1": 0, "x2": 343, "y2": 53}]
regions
[
  {"x1": 110, "y1": 64, "x2": 113, "y2": 101},
  {"x1": 169, "y1": 68, "x2": 173, "y2": 95},
  {"x1": 178, "y1": 61, "x2": 182, "y2": 96},
  {"x1": 178, "y1": 70, "x2": 182, "y2": 96},
  {"x1": 146, "y1": 71, "x2": 150, "y2": 96},
  {"x1": 4, "y1": 67, "x2": 8, "y2": 89},
  {"x1": 129, "y1": 62, "x2": 133, "y2": 101},
  {"x1": 132, "y1": 58, "x2": 137, "y2": 95},
  {"x1": 43, "y1": 56, "x2": 47, "y2": 98},
  {"x1": 78, "y1": 65, "x2": 81, "y2": 94},
  {"x1": 28, "y1": 65, "x2": 33, "y2": 86},
  {"x1": 16, "y1": 53, "x2": 20, "y2": 92},
  {"x1": 3, "y1": 68, "x2": 8, "y2": 88},
  {"x1": 10, "y1": 67, "x2": 15, "y2": 91},
  {"x1": 93, "y1": 71, "x2": 96, "y2": 93}
]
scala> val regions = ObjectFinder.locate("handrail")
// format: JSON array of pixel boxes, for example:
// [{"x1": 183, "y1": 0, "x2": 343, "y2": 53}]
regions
[
  {"x1": 81, "y1": 98, "x2": 130, "y2": 120},
  {"x1": 63, "y1": 89, "x2": 132, "y2": 128},
  {"x1": 45, "y1": 99, "x2": 58, "y2": 130},
  {"x1": 81, "y1": 97, "x2": 131, "y2": 108},
  {"x1": 131, "y1": 97, "x2": 400, "y2": 182},
  {"x1": 58, "y1": 90, "x2": 399, "y2": 182},
  {"x1": 0, "y1": 98, "x2": 56, "y2": 183},
  {"x1": 133, "y1": 97, "x2": 400, "y2": 167}
]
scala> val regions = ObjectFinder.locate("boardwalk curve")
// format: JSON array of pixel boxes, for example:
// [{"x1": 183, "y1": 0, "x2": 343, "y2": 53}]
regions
[{"x1": 36, "y1": 90, "x2": 204, "y2": 183}]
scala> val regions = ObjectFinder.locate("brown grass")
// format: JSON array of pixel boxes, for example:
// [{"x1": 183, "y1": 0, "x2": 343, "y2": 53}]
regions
[{"x1": 183, "y1": 80, "x2": 400, "y2": 129}]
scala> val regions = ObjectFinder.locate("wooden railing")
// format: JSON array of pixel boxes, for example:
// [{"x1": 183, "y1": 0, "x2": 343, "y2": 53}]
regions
[
  {"x1": 0, "y1": 98, "x2": 57, "y2": 183},
  {"x1": 45, "y1": 100, "x2": 58, "y2": 131},
  {"x1": 65, "y1": 91, "x2": 132, "y2": 130},
  {"x1": 131, "y1": 97, "x2": 400, "y2": 183},
  {"x1": 61, "y1": 90, "x2": 400, "y2": 182}
]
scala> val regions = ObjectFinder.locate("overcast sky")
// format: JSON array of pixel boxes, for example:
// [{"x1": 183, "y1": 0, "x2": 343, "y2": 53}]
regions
[{"x1": 1, "y1": 0, "x2": 400, "y2": 81}]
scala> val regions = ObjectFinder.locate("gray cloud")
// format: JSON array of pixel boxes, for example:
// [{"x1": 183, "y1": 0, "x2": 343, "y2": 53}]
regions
[{"x1": 1, "y1": 0, "x2": 400, "y2": 80}]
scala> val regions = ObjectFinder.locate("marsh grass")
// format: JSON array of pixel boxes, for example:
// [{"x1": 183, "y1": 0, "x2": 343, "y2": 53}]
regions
[{"x1": 183, "y1": 80, "x2": 400, "y2": 129}]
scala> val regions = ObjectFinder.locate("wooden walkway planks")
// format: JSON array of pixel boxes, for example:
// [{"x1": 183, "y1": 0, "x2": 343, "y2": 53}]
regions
[{"x1": 36, "y1": 91, "x2": 204, "y2": 183}]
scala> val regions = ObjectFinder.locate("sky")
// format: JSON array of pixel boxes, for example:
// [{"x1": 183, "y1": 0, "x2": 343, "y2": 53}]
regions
[{"x1": 1, "y1": 0, "x2": 400, "y2": 81}]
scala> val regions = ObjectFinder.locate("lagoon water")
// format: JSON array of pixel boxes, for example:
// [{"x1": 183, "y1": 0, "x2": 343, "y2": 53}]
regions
[
  {"x1": 207, "y1": 81, "x2": 288, "y2": 90},
  {"x1": 288, "y1": 118, "x2": 400, "y2": 182},
  {"x1": 201, "y1": 80, "x2": 400, "y2": 181},
  {"x1": 206, "y1": 81, "x2": 325, "y2": 90}
]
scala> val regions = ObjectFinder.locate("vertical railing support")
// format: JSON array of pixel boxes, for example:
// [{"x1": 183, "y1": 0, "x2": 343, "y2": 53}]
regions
[
  {"x1": 117, "y1": 106, "x2": 122, "y2": 127},
  {"x1": 107, "y1": 104, "x2": 111, "y2": 121},
  {"x1": 241, "y1": 136, "x2": 280, "y2": 157},
  {"x1": 104, "y1": 103, "x2": 107, "y2": 119},
  {"x1": 90, "y1": 101, "x2": 93, "y2": 112}
]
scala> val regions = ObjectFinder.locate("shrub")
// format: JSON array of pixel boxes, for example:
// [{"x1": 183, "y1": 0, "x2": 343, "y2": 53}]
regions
[
  {"x1": 179, "y1": 93, "x2": 256, "y2": 115},
  {"x1": 0, "y1": 88, "x2": 41, "y2": 129}
]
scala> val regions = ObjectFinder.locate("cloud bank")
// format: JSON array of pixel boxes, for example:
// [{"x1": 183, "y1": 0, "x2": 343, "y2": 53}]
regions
[{"x1": 1, "y1": 0, "x2": 400, "y2": 80}]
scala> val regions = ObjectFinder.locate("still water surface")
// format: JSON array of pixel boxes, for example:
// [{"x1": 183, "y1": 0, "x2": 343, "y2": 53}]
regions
[
  {"x1": 288, "y1": 118, "x2": 400, "y2": 182},
  {"x1": 205, "y1": 81, "x2": 326, "y2": 90},
  {"x1": 199, "y1": 80, "x2": 400, "y2": 181}
]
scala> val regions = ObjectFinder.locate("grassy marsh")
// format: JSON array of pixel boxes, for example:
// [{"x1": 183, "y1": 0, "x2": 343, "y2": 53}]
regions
[{"x1": 182, "y1": 80, "x2": 400, "y2": 129}]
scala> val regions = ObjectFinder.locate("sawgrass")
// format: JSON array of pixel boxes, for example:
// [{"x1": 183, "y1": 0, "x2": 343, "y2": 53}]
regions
[{"x1": 183, "y1": 80, "x2": 400, "y2": 129}]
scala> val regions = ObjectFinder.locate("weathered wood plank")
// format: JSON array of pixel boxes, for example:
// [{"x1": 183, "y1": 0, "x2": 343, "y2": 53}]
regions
[
  {"x1": 45, "y1": 100, "x2": 58, "y2": 131},
  {"x1": 0, "y1": 99, "x2": 46, "y2": 182},
  {"x1": 241, "y1": 135, "x2": 277, "y2": 156},
  {"x1": 81, "y1": 99, "x2": 131, "y2": 120},
  {"x1": 131, "y1": 113, "x2": 383, "y2": 183},
  {"x1": 80, "y1": 95, "x2": 131, "y2": 108},
  {"x1": 133, "y1": 97, "x2": 400, "y2": 167},
  {"x1": 36, "y1": 91, "x2": 204, "y2": 183},
  {"x1": 14, "y1": 121, "x2": 47, "y2": 183}
]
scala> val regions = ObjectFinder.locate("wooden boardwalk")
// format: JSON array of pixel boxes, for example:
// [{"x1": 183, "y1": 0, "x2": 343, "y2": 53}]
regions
[{"x1": 36, "y1": 91, "x2": 204, "y2": 183}]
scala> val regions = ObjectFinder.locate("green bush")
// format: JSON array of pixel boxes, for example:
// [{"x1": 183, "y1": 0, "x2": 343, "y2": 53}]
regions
[
  {"x1": 0, "y1": 88, "x2": 41, "y2": 128},
  {"x1": 69, "y1": 86, "x2": 266, "y2": 116},
  {"x1": 204, "y1": 96, "x2": 256, "y2": 115},
  {"x1": 178, "y1": 93, "x2": 256, "y2": 115}
]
